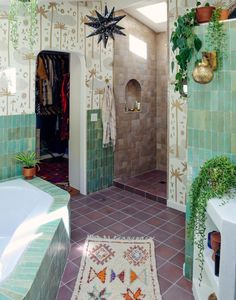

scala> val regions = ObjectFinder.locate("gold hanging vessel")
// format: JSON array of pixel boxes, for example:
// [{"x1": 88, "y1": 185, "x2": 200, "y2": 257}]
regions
[{"x1": 192, "y1": 53, "x2": 216, "y2": 84}]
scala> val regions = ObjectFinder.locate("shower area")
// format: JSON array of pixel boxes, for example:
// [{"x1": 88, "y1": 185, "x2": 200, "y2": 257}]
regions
[{"x1": 113, "y1": 9, "x2": 168, "y2": 203}]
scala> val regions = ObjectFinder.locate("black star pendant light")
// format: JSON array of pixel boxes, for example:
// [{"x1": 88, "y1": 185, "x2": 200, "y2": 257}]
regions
[{"x1": 85, "y1": 5, "x2": 126, "y2": 48}]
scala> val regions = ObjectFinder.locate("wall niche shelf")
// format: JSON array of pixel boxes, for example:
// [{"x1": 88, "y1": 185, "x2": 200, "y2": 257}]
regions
[
  {"x1": 192, "y1": 195, "x2": 236, "y2": 300},
  {"x1": 125, "y1": 79, "x2": 141, "y2": 112}
]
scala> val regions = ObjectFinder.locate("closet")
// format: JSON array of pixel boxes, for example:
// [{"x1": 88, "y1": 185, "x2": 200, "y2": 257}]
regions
[{"x1": 36, "y1": 50, "x2": 70, "y2": 186}]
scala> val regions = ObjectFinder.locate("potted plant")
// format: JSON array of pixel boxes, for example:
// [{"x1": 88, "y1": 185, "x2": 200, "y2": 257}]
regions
[
  {"x1": 9, "y1": 0, "x2": 37, "y2": 50},
  {"x1": 196, "y1": 2, "x2": 215, "y2": 23},
  {"x1": 213, "y1": 1, "x2": 230, "y2": 20},
  {"x1": 188, "y1": 156, "x2": 236, "y2": 282},
  {"x1": 206, "y1": 7, "x2": 227, "y2": 69},
  {"x1": 170, "y1": 8, "x2": 203, "y2": 96},
  {"x1": 15, "y1": 151, "x2": 39, "y2": 180}
]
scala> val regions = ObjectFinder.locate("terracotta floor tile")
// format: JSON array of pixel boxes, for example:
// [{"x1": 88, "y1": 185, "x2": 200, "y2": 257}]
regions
[
  {"x1": 158, "y1": 276, "x2": 173, "y2": 294},
  {"x1": 134, "y1": 222, "x2": 156, "y2": 235},
  {"x1": 56, "y1": 285, "x2": 72, "y2": 300},
  {"x1": 158, "y1": 262, "x2": 183, "y2": 283},
  {"x1": 95, "y1": 216, "x2": 116, "y2": 227},
  {"x1": 165, "y1": 236, "x2": 185, "y2": 250},
  {"x1": 122, "y1": 216, "x2": 142, "y2": 227},
  {"x1": 176, "y1": 276, "x2": 193, "y2": 294},
  {"x1": 107, "y1": 222, "x2": 130, "y2": 234},
  {"x1": 61, "y1": 260, "x2": 79, "y2": 284},
  {"x1": 169, "y1": 251, "x2": 185, "y2": 268},
  {"x1": 71, "y1": 228, "x2": 88, "y2": 243},
  {"x1": 162, "y1": 285, "x2": 194, "y2": 300},
  {"x1": 81, "y1": 222, "x2": 103, "y2": 234},
  {"x1": 84, "y1": 210, "x2": 105, "y2": 221},
  {"x1": 155, "y1": 244, "x2": 177, "y2": 260},
  {"x1": 159, "y1": 222, "x2": 182, "y2": 234}
]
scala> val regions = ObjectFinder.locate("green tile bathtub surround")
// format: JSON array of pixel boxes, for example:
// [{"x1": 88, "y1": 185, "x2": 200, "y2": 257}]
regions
[
  {"x1": 0, "y1": 114, "x2": 36, "y2": 180},
  {"x1": 186, "y1": 20, "x2": 236, "y2": 280},
  {"x1": 0, "y1": 178, "x2": 70, "y2": 300},
  {"x1": 87, "y1": 109, "x2": 114, "y2": 194}
]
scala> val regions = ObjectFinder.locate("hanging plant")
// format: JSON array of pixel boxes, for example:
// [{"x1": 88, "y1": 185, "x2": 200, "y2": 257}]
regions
[
  {"x1": 9, "y1": 0, "x2": 37, "y2": 50},
  {"x1": 188, "y1": 156, "x2": 236, "y2": 282},
  {"x1": 170, "y1": 8, "x2": 202, "y2": 97},
  {"x1": 206, "y1": 7, "x2": 227, "y2": 69}
]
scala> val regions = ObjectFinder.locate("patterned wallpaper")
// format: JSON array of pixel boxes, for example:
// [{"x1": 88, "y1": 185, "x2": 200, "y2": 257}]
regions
[
  {"x1": 167, "y1": 0, "x2": 195, "y2": 211},
  {"x1": 0, "y1": 0, "x2": 113, "y2": 116}
]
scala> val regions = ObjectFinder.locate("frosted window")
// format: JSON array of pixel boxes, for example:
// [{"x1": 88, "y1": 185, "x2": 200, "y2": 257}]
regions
[
  {"x1": 137, "y1": 2, "x2": 167, "y2": 24},
  {"x1": 129, "y1": 35, "x2": 147, "y2": 60}
]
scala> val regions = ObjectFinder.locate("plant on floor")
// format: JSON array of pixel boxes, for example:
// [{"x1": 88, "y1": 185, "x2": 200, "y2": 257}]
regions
[
  {"x1": 170, "y1": 8, "x2": 202, "y2": 96},
  {"x1": 187, "y1": 156, "x2": 236, "y2": 282},
  {"x1": 15, "y1": 151, "x2": 39, "y2": 180},
  {"x1": 206, "y1": 7, "x2": 227, "y2": 69},
  {"x1": 9, "y1": 0, "x2": 37, "y2": 50}
]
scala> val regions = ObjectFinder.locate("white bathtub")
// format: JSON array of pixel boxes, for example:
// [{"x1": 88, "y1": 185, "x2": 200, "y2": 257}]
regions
[{"x1": 0, "y1": 179, "x2": 53, "y2": 283}]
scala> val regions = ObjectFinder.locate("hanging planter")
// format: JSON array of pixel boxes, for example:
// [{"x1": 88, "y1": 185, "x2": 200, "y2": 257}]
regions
[{"x1": 9, "y1": 0, "x2": 37, "y2": 50}]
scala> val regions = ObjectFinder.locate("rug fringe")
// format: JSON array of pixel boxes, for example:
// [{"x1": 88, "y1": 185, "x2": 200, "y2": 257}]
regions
[{"x1": 87, "y1": 234, "x2": 154, "y2": 241}]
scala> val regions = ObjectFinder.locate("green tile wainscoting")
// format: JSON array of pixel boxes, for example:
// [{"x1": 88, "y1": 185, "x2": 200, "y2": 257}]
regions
[
  {"x1": 87, "y1": 110, "x2": 114, "y2": 194},
  {"x1": 0, "y1": 114, "x2": 36, "y2": 180},
  {"x1": 185, "y1": 20, "x2": 236, "y2": 280},
  {"x1": 0, "y1": 178, "x2": 70, "y2": 300}
]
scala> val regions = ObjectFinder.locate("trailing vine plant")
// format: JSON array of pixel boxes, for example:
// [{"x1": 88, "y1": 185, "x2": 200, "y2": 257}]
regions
[
  {"x1": 170, "y1": 8, "x2": 202, "y2": 96},
  {"x1": 9, "y1": 0, "x2": 37, "y2": 50},
  {"x1": 206, "y1": 7, "x2": 227, "y2": 69},
  {"x1": 188, "y1": 156, "x2": 236, "y2": 282}
]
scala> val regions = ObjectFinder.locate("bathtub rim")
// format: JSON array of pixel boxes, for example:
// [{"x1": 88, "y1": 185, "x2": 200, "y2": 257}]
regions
[{"x1": 0, "y1": 177, "x2": 70, "y2": 300}]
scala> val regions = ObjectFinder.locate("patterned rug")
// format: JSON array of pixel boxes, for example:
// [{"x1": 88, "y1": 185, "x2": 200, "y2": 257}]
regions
[{"x1": 71, "y1": 236, "x2": 161, "y2": 300}]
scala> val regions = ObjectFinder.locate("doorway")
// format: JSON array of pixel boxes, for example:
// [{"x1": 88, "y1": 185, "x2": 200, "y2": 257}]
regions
[
  {"x1": 36, "y1": 50, "x2": 71, "y2": 190},
  {"x1": 35, "y1": 50, "x2": 87, "y2": 195}
]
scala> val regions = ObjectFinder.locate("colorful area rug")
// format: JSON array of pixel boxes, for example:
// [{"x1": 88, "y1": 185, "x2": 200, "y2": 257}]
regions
[{"x1": 71, "y1": 236, "x2": 161, "y2": 300}]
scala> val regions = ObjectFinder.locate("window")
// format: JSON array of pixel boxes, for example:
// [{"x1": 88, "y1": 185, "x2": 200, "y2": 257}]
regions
[
  {"x1": 137, "y1": 2, "x2": 167, "y2": 24},
  {"x1": 129, "y1": 35, "x2": 147, "y2": 59},
  {"x1": 0, "y1": 68, "x2": 16, "y2": 95}
]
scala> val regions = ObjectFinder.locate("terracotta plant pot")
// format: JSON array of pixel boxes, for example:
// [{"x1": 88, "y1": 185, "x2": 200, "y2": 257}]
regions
[
  {"x1": 210, "y1": 232, "x2": 221, "y2": 261},
  {"x1": 196, "y1": 6, "x2": 215, "y2": 23},
  {"x1": 23, "y1": 166, "x2": 36, "y2": 180},
  {"x1": 220, "y1": 9, "x2": 229, "y2": 20}
]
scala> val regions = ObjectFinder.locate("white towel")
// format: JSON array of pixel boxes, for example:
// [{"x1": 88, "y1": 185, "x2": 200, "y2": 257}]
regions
[{"x1": 102, "y1": 85, "x2": 116, "y2": 149}]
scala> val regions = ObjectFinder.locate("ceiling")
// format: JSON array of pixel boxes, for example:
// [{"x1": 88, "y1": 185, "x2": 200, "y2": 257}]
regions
[{"x1": 121, "y1": 0, "x2": 167, "y2": 33}]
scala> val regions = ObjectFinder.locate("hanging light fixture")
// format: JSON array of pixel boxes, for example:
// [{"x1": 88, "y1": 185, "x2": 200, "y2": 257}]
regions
[
  {"x1": 85, "y1": 5, "x2": 126, "y2": 48},
  {"x1": 9, "y1": 0, "x2": 38, "y2": 50}
]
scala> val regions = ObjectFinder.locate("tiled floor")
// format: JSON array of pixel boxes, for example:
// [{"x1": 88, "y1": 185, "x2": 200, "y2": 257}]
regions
[
  {"x1": 56, "y1": 186, "x2": 193, "y2": 300},
  {"x1": 38, "y1": 158, "x2": 79, "y2": 195},
  {"x1": 113, "y1": 170, "x2": 167, "y2": 203},
  {"x1": 38, "y1": 157, "x2": 69, "y2": 185}
]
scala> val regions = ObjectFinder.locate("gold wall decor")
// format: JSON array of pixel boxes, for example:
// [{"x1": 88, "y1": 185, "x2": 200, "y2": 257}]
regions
[{"x1": 192, "y1": 53, "x2": 215, "y2": 84}]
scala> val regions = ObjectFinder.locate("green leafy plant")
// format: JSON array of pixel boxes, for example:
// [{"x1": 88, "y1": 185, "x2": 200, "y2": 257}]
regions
[
  {"x1": 206, "y1": 7, "x2": 227, "y2": 68},
  {"x1": 188, "y1": 156, "x2": 236, "y2": 282},
  {"x1": 9, "y1": 0, "x2": 37, "y2": 50},
  {"x1": 15, "y1": 151, "x2": 39, "y2": 168},
  {"x1": 170, "y1": 8, "x2": 202, "y2": 96}
]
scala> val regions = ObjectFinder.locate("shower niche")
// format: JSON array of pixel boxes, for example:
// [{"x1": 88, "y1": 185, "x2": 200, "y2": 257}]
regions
[{"x1": 125, "y1": 79, "x2": 141, "y2": 112}]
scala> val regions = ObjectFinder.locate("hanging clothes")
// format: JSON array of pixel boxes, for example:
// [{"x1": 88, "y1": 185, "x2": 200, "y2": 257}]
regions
[
  {"x1": 36, "y1": 52, "x2": 69, "y2": 116},
  {"x1": 102, "y1": 85, "x2": 116, "y2": 149},
  {"x1": 61, "y1": 73, "x2": 70, "y2": 141},
  {"x1": 36, "y1": 51, "x2": 70, "y2": 157}
]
